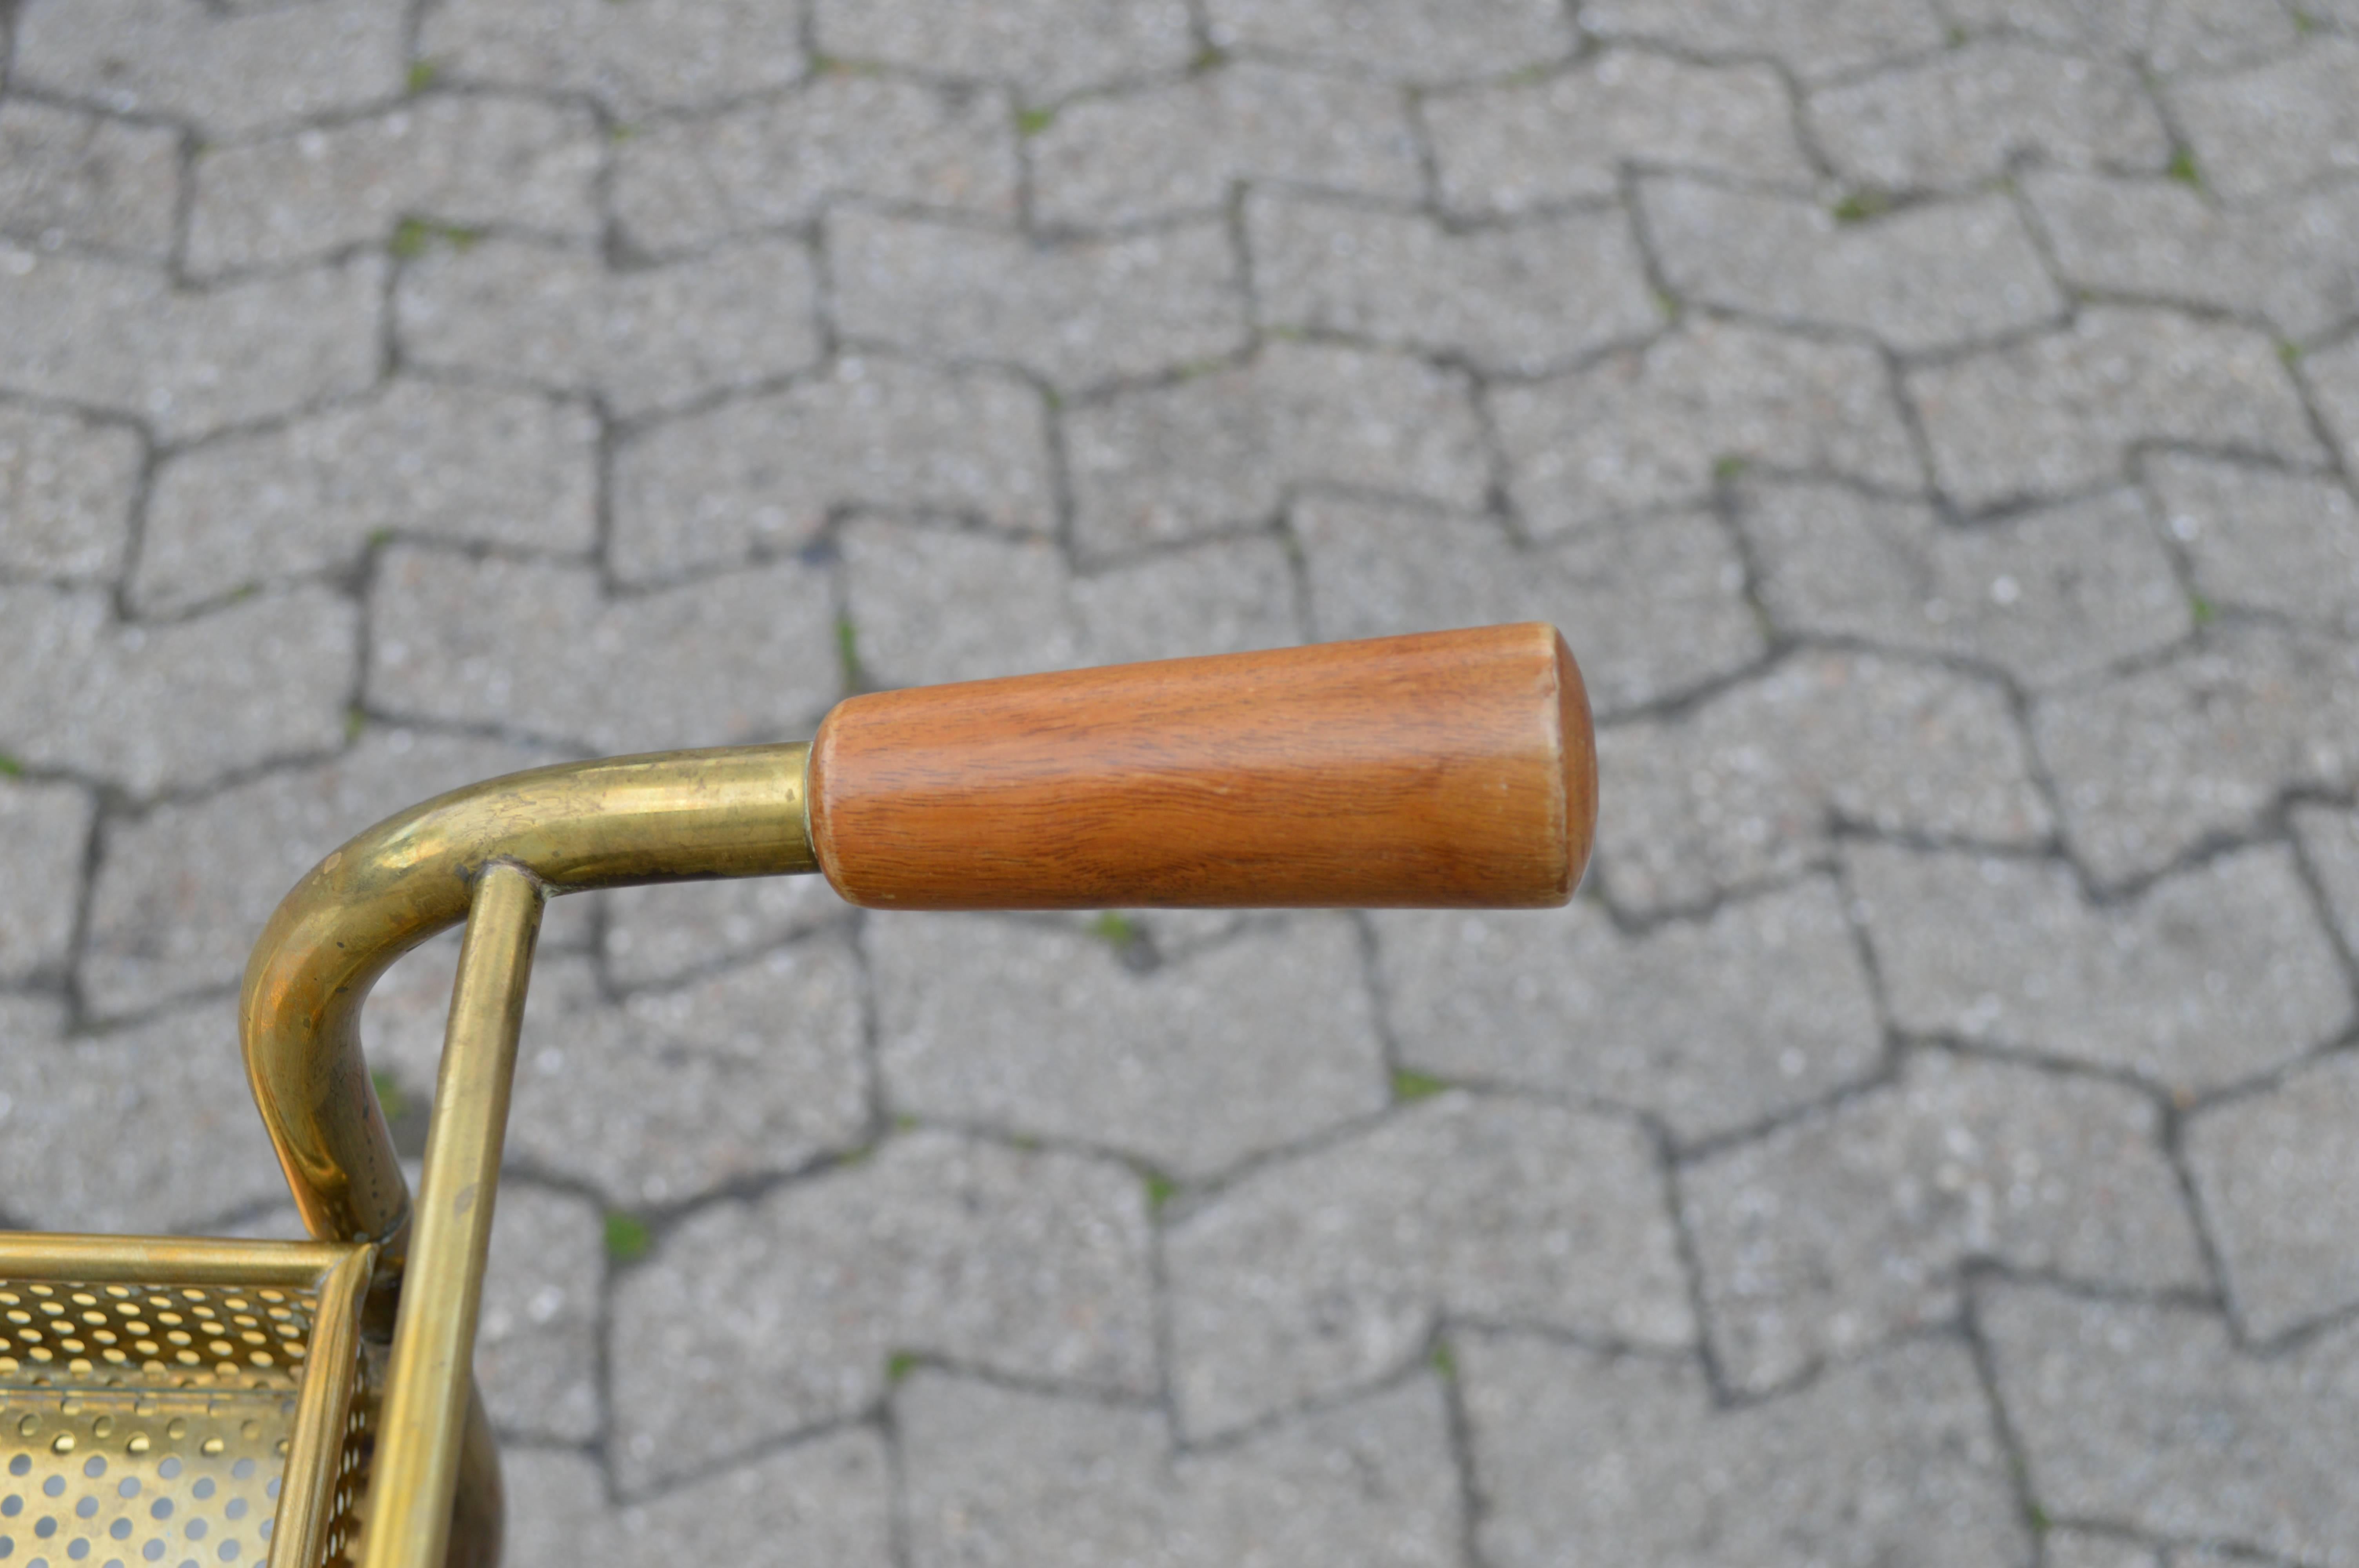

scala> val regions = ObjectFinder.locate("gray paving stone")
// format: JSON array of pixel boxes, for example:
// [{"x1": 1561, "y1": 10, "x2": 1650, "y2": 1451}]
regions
[
  {"x1": 2308, "y1": 335, "x2": 2359, "y2": 473},
  {"x1": 1203, "y1": 0, "x2": 1570, "y2": 82},
  {"x1": 2186, "y1": 1052, "x2": 2359, "y2": 1341},
  {"x1": 0, "y1": 250, "x2": 384, "y2": 441},
  {"x1": 13, "y1": 0, "x2": 404, "y2": 138},
  {"x1": 2166, "y1": 37, "x2": 2359, "y2": 202},
  {"x1": 420, "y1": 0, "x2": 807, "y2": 114},
  {"x1": 0, "y1": 100, "x2": 179, "y2": 259},
  {"x1": 901, "y1": 1372, "x2": 1459, "y2": 1568},
  {"x1": 814, "y1": 0, "x2": 1192, "y2": 98},
  {"x1": 1247, "y1": 194, "x2": 1659, "y2": 376},
  {"x1": 1424, "y1": 51, "x2": 1810, "y2": 217},
  {"x1": 1493, "y1": 320, "x2": 1923, "y2": 539},
  {"x1": 0, "y1": 402, "x2": 140, "y2": 582},
  {"x1": 1373, "y1": 877, "x2": 1881, "y2": 1145},
  {"x1": 0, "y1": 582, "x2": 354, "y2": 797},
  {"x1": 613, "y1": 358, "x2": 1052, "y2": 584},
  {"x1": 1166, "y1": 1091, "x2": 1691, "y2": 1438},
  {"x1": 1908, "y1": 308, "x2": 2324, "y2": 512},
  {"x1": 1066, "y1": 535, "x2": 1303, "y2": 665},
  {"x1": 1647, "y1": 182, "x2": 2064, "y2": 354},
  {"x1": 477, "y1": 1183, "x2": 603, "y2": 1442},
  {"x1": 1295, "y1": 494, "x2": 1763, "y2": 717},
  {"x1": 2045, "y1": 1532, "x2": 2164, "y2": 1568},
  {"x1": 82, "y1": 729, "x2": 569, "y2": 1018},
  {"x1": 0, "y1": 780, "x2": 92, "y2": 986},
  {"x1": 2144, "y1": 0, "x2": 2303, "y2": 72},
  {"x1": 871, "y1": 912, "x2": 1385, "y2": 1178},
  {"x1": 396, "y1": 237, "x2": 821, "y2": 418},
  {"x1": 369, "y1": 546, "x2": 839, "y2": 752},
  {"x1": 137, "y1": 379, "x2": 598, "y2": 613},
  {"x1": 1067, "y1": 342, "x2": 1486, "y2": 558},
  {"x1": 610, "y1": 1129, "x2": 1156, "y2": 1489},
  {"x1": 604, "y1": 874, "x2": 850, "y2": 989},
  {"x1": 1850, "y1": 842, "x2": 2349, "y2": 1093},
  {"x1": 1031, "y1": 62, "x2": 1419, "y2": 230},
  {"x1": 0, "y1": 995, "x2": 292, "y2": 1233},
  {"x1": 1981, "y1": 1282, "x2": 2359, "y2": 1565},
  {"x1": 1460, "y1": 1332, "x2": 2026, "y2": 1568},
  {"x1": 841, "y1": 519, "x2": 1078, "y2": 687},
  {"x1": 1807, "y1": 41, "x2": 2169, "y2": 193},
  {"x1": 1742, "y1": 479, "x2": 2190, "y2": 689},
  {"x1": 612, "y1": 75, "x2": 1018, "y2": 257},
  {"x1": 1598, "y1": 653, "x2": 2051, "y2": 916},
  {"x1": 830, "y1": 209, "x2": 1246, "y2": 393},
  {"x1": 504, "y1": 1435, "x2": 892, "y2": 1568},
  {"x1": 2144, "y1": 453, "x2": 2359, "y2": 631},
  {"x1": 2293, "y1": 801, "x2": 2359, "y2": 956},
  {"x1": 2024, "y1": 170, "x2": 2359, "y2": 343},
  {"x1": 2032, "y1": 624, "x2": 2359, "y2": 885},
  {"x1": 1580, "y1": 0, "x2": 1947, "y2": 82},
  {"x1": 1688, "y1": 1048, "x2": 2203, "y2": 1393},
  {"x1": 186, "y1": 96, "x2": 603, "y2": 276}
]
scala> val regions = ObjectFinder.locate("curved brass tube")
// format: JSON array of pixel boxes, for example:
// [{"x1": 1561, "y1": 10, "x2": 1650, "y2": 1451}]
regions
[{"x1": 237, "y1": 744, "x2": 816, "y2": 1261}]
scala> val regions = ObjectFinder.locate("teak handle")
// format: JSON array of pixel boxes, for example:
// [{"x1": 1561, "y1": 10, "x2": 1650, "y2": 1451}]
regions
[{"x1": 805, "y1": 622, "x2": 1596, "y2": 910}]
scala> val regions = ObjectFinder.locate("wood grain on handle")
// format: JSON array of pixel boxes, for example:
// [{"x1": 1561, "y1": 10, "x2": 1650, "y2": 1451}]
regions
[{"x1": 806, "y1": 622, "x2": 1596, "y2": 910}]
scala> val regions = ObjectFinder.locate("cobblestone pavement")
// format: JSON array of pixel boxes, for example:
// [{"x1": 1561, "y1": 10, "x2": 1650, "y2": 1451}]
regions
[{"x1": 5, "y1": 0, "x2": 2359, "y2": 1563}]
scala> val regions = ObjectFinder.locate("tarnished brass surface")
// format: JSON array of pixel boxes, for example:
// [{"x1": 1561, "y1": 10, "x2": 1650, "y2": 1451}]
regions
[
  {"x1": 358, "y1": 864, "x2": 541, "y2": 1568},
  {"x1": 0, "y1": 1235, "x2": 374, "y2": 1568}
]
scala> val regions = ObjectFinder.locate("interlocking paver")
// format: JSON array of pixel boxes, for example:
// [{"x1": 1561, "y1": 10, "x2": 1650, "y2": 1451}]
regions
[
  {"x1": 137, "y1": 379, "x2": 598, "y2": 613},
  {"x1": 871, "y1": 912, "x2": 1383, "y2": 1178},
  {"x1": 186, "y1": 96, "x2": 603, "y2": 276},
  {"x1": 2310, "y1": 336, "x2": 2359, "y2": 473},
  {"x1": 830, "y1": 209, "x2": 1246, "y2": 393},
  {"x1": 1493, "y1": 320, "x2": 1923, "y2": 539},
  {"x1": 1067, "y1": 535, "x2": 1304, "y2": 664},
  {"x1": 2144, "y1": 453, "x2": 2359, "y2": 631},
  {"x1": 2032, "y1": 624, "x2": 2359, "y2": 886},
  {"x1": 0, "y1": 250, "x2": 384, "y2": 441},
  {"x1": 2143, "y1": 0, "x2": 2304, "y2": 72},
  {"x1": 610, "y1": 1129, "x2": 1154, "y2": 1489},
  {"x1": 1907, "y1": 307, "x2": 2324, "y2": 512},
  {"x1": 0, "y1": 100, "x2": 178, "y2": 259},
  {"x1": 2293, "y1": 801, "x2": 2359, "y2": 956},
  {"x1": 1579, "y1": 0, "x2": 1946, "y2": 83},
  {"x1": 1688, "y1": 1047, "x2": 2202, "y2": 1393},
  {"x1": 604, "y1": 875, "x2": 851, "y2": 989},
  {"x1": 1981, "y1": 1282, "x2": 2359, "y2": 1565},
  {"x1": 1032, "y1": 62, "x2": 1419, "y2": 230},
  {"x1": 504, "y1": 1436, "x2": 892, "y2": 1567},
  {"x1": 0, "y1": 780, "x2": 91, "y2": 986},
  {"x1": 2044, "y1": 1532, "x2": 2162, "y2": 1568},
  {"x1": 0, "y1": 997, "x2": 292, "y2": 1233},
  {"x1": 2186, "y1": 1052, "x2": 2359, "y2": 1342},
  {"x1": 1937, "y1": 0, "x2": 2150, "y2": 54},
  {"x1": 82, "y1": 730, "x2": 564, "y2": 1018},
  {"x1": 477, "y1": 1183, "x2": 603, "y2": 1442},
  {"x1": 1742, "y1": 479, "x2": 2190, "y2": 689},
  {"x1": 1294, "y1": 494, "x2": 1763, "y2": 717},
  {"x1": 1424, "y1": 51, "x2": 1810, "y2": 217},
  {"x1": 1065, "y1": 341, "x2": 1486, "y2": 559},
  {"x1": 1203, "y1": 0, "x2": 1570, "y2": 82},
  {"x1": 369, "y1": 546, "x2": 838, "y2": 753},
  {"x1": 901, "y1": 1373, "x2": 1458, "y2": 1568},
  {"x1": 420, "y1": 0, "x2": 808, "y2": 115},
  {"x1": 0, "y1": 583, "x2": 354, "y2": 797},
  {"x1": 0, "y1": 402, "x2": 140, "y2": 582},
  {"x1": 614, "y1": 358, "x2": 1052, "y2": 583},
  {"x1": 1806, "y1": 41, "x2": 2169, "y2": 194},
  {"x1": 1850, "y1": 842, "x2": 2349, "y2": 1094},
  {"x1": 1373, "y1": 877, "x2": 1881, "y2": 1144},
  {"x1": 12, "y1": 0, "x2": 404, "y2": 138},
  {"x1": 396, "y1": 237, "x2": 821, "y2": 418},
  {"x1": 1461, "y1": 1332, "x2": 2025, "y2": 1568},
  {"x1": 1166, "y1": 1090, "x2": 1691, "y2": 1438},
  {"x1": 612, "y1": 75, "x2": 1018, "y2": 257},
  {"x1": 1598, "y1": 653, "x2": 2050, "y2": 916},
  {"x1": 840, "y1": 520, "x2": 1077, "y2": 686},
  {"x1": 1247, "y1": 194, "x2": 1658, "y2": 375},
  {"x1": 814, "y1": 0, "x2": 1193, "y2": 99},
  {"x1": 1643, "y1": 182, "x2": 2065, "y2": 354},
  {"x1": 2025, "y1": 170, "x2": 2359, "y2": 343},
  {"x1": 2165, "y1": 38, "x2": 2359, "y2": 201}
]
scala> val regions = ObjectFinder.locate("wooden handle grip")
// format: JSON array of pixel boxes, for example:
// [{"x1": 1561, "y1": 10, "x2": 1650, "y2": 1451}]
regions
[{"x1": 805, "y1": 622, "x2": 1596, "y2": 910}]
